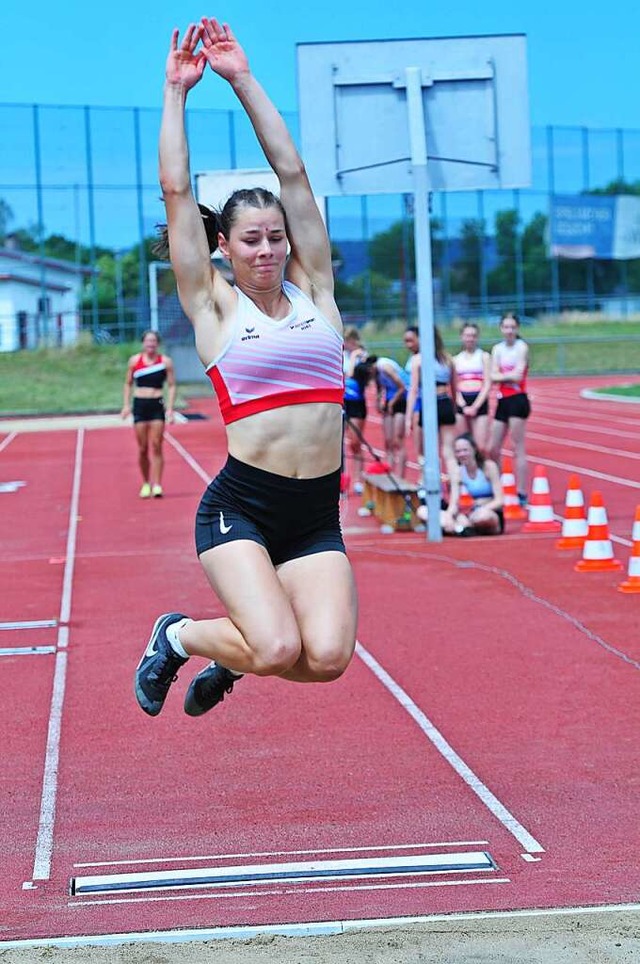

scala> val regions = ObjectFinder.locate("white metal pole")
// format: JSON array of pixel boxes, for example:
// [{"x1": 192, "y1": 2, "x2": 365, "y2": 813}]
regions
[
  {"x1": 148, "y1": 262, "x2": 159, "y2": 333},
  {"x1": 405, "y1": 67, "x2": 442, "y2": 542}
]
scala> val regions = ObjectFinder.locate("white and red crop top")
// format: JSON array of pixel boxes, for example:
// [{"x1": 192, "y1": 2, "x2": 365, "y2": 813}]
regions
[
  {"x1": 454, "y1": 348, "x2": 485, "y2": 388},
  {"x1": 132, "y1": 354, "x2": 167, "y2": 389},
  {"x1": 494, "y1": 340, "x2": 528, "y2": 398},
  {"x1": 206, "y1": 281, "x2": 344, "y2": 425}
]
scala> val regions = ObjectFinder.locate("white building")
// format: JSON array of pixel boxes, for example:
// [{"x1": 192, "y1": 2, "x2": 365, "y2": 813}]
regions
[{"x1": 0, "y1": 242, "x2": 92, "y2": 352}]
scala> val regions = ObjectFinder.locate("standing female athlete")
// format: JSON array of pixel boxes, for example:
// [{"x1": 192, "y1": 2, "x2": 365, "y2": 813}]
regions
[
  {"x1": 453, "y1": 322, "x2": 491, "y2": 453},
  {"x1": 489, "y1": 312, "x2": 531, "y2": 506},
  {"x1": 405, "y1": 326, "x2": 458, "y2": 498},
  {"x1": 135, "y1": 18, "x2": 357, "y2": 718},
  {"x1": 121, "y1": 329, "x2": 176, "y2": 498}
]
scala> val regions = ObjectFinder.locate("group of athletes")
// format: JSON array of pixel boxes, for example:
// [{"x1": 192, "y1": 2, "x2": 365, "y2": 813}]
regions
[
  {"x1": 343, "y1": 313, "x2": 530, "y2": 536},
  {"x1": 129, "y1": 15, "x2": 531, "y2": 726}
]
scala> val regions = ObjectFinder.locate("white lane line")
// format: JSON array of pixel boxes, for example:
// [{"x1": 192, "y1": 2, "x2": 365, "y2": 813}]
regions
[
  {"x1": 533, "y1": 416, "x2": 639, "y2": 441},
  {"x1": 31, "y1": 429, "x2": 84, "y2": 882},
  {"x1": 531, "y1": 402, "x2": 640, "y2": 427},
  {"x1": 528, "y1": 431, "x2": 640, "y2": 462},
  {"x1": 9, "y1": 898, "x2": 640, "y2": 950},
  {"x1": 0, "y1": 620, "x2": 57, "y2": 630},
  {"x1": 518, "y1": 453, "x2": 640, "y2": 491},
  {"x1": 0, "y1": 646, "x2": 56, "y2": 656},
  {"x1": 74, "y1": 840, "x2": 489, "y2": 868},
  {"x1": 68, "y1": 876, "x2": 510, "y2": 908},
  {"x1": 165, "y1": 432, "x2": 212, "y2": 484},
  {"x1": 357, "y1": 546, "x2": 640, "y2": 673},
  {"x1": 0, "y1": 431, "x2": 17, "y2": 453},
  {"x1": 355, "y1": 642, "x2": 544, "y2": 855}
]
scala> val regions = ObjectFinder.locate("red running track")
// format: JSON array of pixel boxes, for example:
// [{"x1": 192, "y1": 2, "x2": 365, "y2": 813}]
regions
[{"x1": 0, "y1": 374, "x2": 639, "y2": 946}]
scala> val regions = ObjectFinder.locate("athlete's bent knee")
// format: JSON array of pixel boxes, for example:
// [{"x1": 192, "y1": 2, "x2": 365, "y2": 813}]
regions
[
  {"x1": 305, "y1": 647, "x2": 354, "y2": 683},
  {"x1": 250, "y1": 636, "x2": 301, "y2": 677}
]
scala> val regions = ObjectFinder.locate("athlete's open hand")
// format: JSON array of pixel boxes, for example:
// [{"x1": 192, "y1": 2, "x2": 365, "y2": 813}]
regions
[
  {"x1": 199, "y1": 18, "x2": 249, "y2": 82},
  {"x1": 165, "y1": 24, "x2": 206, "y2": 90}
]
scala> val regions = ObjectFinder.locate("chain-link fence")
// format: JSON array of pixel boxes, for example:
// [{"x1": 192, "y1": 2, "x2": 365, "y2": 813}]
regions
[{"x1": 2, "y1": 103, "x2": 640, "y2": 345}]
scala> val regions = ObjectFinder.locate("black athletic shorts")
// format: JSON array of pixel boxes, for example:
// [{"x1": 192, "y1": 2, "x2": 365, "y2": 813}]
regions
[
  {"x1": 344, "y1": 398, "x2": 367, "y2": 420},
  {"x1": 494, "y1": 393, "x2": 531, "y2": 423},
  {"x1": 383, "y1": 397, "x2": 407, "y2": 416},
  {"x1": 457, "y1": 391, "x2": 489, "y2": 418},
  {"x1": 133, "y1": 397, "x2": 165, "y2": 423},
  {"x1": 418, "y1": 395, "x2": 456, "y2": 428},
  {"x1": 195, "y1": 455, "x2": 346, "y2": 566}
]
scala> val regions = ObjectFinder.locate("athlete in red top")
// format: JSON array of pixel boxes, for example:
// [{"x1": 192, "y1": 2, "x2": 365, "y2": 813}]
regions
[
  {"x1": 135, "y1": 18, "x2": 357, "y2": 719},
  {"x1": 121, "y1": 329, "x2": 176, "y2": 498},
  {"x1": 489, "y1": 313, "x2": 531, "y2": 506}
]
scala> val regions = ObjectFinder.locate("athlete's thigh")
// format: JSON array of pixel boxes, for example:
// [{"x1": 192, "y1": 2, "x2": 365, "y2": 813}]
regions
[
  {"x1": 148, "y1": 419, "x2": 164, "y2": 448},
  {"x1": 134, "y1": 421, "x2": 150, "y2": 449},
  {"x1": 276, "y1": 551, "x2": 358, "y2": 663},
  {"x1": 199, "y1": 541, "x2": 301, "y2": 649}
]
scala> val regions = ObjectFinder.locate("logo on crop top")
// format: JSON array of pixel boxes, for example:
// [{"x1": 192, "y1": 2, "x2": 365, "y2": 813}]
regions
[
  {"x1": 289, "y1": 318, "x2": 314, "y2": 331},
  {"x1": 241, "y1": 326, "x2": 260, "y2": 342}
]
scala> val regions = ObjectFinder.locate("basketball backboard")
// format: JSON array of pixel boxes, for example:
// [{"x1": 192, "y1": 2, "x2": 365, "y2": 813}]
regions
[{"x1": 297, "y1": 35, "x2": 530, "y2": 196}]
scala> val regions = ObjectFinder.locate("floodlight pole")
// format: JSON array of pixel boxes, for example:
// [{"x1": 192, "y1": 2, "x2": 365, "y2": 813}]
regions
[
  {"x1": 148, "y1": 262, "x2": 160, "y2": 333},
  {"x1": 405, "y1": 67, "x2": 442, "y2": 542}
]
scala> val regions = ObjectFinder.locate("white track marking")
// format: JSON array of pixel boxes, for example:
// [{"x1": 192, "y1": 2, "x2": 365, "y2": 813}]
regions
[
  {"x1": 74, "y1": 840, "x2": 489, "y2": 868},
  {"x1": 528, "y1": 431, "x2": 640, "y2": 462},
  {"x1": 533, "y1": 416, "x2": 639, "y2": 441},
  {"x1": 355, "y1": 547, "x2": 640, "y2": 673},
  {"x1": 356, "y1": 642, "x2": 544, "y2": 854},
  {"x1": 0, "y1": 431, "x2": 17, "y2": 453},
  {"x1": 31, "y1": 429, "x2": 84, "y2": 882},
  {"x1": 165, "y1": 432, "x2": 212, "y2": 484}
]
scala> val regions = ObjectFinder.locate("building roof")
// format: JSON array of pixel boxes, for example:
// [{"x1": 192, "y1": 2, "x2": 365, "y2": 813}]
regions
[{"x1": 0, "y1": 247, "x2": 94, "y2": 276}]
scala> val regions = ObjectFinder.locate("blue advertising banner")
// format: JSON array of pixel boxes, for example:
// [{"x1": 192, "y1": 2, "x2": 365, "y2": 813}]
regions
[{"x1": 550, "y1": 194, "x2": 640, "y2": 259}]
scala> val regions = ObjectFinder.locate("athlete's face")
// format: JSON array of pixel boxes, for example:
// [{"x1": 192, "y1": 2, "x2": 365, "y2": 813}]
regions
[
  {"x1": 461, "y1": 326, "x2": 478, "y2": 351},
  {"x1": 142, "y1": 333, "x2": 159, "y2": 355},
  {"x1": 403, "y1": 331, "x2": 419, "y2": 354},
  {"x1": 220, "y1": 206, "x2": 288, "y2": 285},
  {"x1": 454, "y1": 438, "x2": 475, "y2": 467},
  {"x1": 500, "y1": 317, "x2": 519, "y2": 344}
]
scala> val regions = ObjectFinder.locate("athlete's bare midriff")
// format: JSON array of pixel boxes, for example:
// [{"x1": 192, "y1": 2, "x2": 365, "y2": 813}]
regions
[{"x1": 225, "y1": 402, "x2": 343, "y2": 478}]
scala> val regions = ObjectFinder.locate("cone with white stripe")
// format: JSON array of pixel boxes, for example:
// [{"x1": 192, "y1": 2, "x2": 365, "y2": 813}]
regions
[
  {"x1": 522, "y1": 465, "x2": 561, "y2": 533},
  {"x1": 501, "y1": 455, "x2": 527, "y2": 521},
  {"x1": 555, "y1": 474, "x2": 589, "y2": 549},
  {"x1": 618, "y1": 505, "x2": 640, "y2": 592},
  {"x1": 575, "y1": 491, "x2": 622, "y2": 572}
]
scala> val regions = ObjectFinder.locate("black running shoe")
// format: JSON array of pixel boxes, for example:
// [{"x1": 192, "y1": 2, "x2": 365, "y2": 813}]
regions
[
  {"x1": 184, "y1": 663, "x2": 242, "y2": 717},
  {"x1": 135, "y1": 612, "x2": 189, "y2": 716}
]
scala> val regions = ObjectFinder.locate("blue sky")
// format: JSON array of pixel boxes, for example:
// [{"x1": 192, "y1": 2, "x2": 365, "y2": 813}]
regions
[{"x1": 1, "y1": 0, "x2": 639, "y2": 129}]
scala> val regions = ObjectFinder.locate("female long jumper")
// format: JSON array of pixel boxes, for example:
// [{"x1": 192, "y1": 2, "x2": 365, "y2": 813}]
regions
[{"x1": 135, "y1": 19, "x2": 357, "y2": 718}]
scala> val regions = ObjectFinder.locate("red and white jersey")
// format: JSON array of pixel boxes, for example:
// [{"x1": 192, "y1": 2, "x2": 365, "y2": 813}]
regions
[
  {"x1": 454, "y1": 348, "x2": 486, "y2": 389},
  {"x1": 493, "y1": 340, "x2": 528, "y2": 398},
  {"x1": 206, "y1": 281, "x2": 344, "y2": 425},
  {"x1": 132, "y1": 354, "x2": 167, "y2": 389}
]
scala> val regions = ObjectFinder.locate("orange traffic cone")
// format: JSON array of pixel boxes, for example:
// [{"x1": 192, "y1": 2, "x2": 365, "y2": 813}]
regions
[
  {"x1": 556, "y1": 474, "x2": 589, "y2": 549},
  {"x1": 522, "y1": 465, "x2": 561, "y2": 532},
  {"x1": 459, "y1": 482, "x2": 474, "y2": 513},
  {"x1": 618, "y1": 506, "x2": 640, "y2": 592},
  {"x1": 575, "y1": 491, "x2": 622, "y2": 572},
  {"x1": 501, "y1": 455, "x2": 527, "y2": 521}
]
